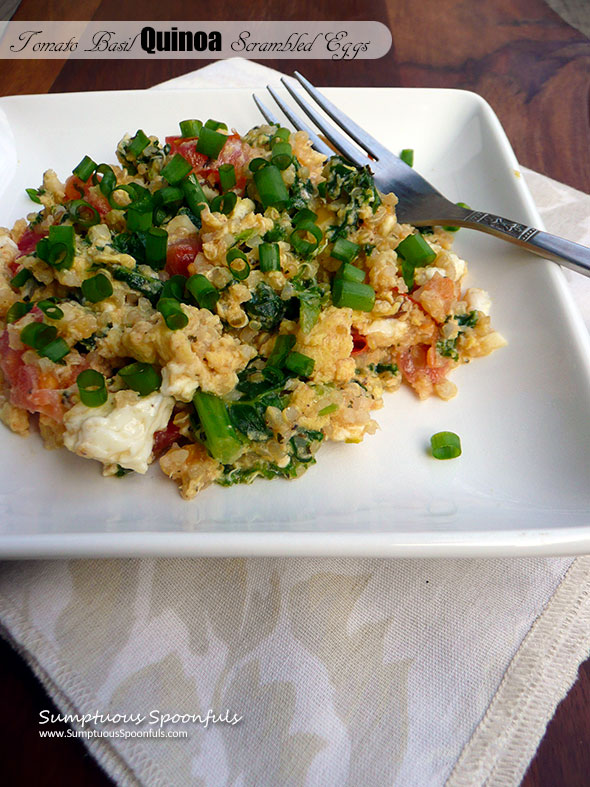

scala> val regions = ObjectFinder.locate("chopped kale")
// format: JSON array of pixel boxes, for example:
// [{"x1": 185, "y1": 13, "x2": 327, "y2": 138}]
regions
[
  {"x1": 417, "y1": 226, "x2": 434, "y2": 235},
  {"x1": 368, "y1": 363, "x2": 398, "y2": 375},
  {"x1": 111, "y1": 265, "x2": 163, "y2": 304},
  {"x1": 111, "y1": 231, "x2": 148, "y2": 264},
  {"x1": 288, "y1": 175, "x2": 315, "y2": 214},
  {"x1": 457, "y1": 310, "x2": 478, "y2": 328},
  {"x1": 115, "y1": 465, "x2": 133, "y2": 477},
  {"x1": 74, "y1": 332, "x2": 99, "y2": 353},
  {"x1": 364, "y1": 243, "x2": 376, "y2": 256},
  {"x1": 291, "y1": 273, "x2": 329, "y2": 334},
  {"x1": 289, "y1": 428, "x2": 324, "y2": 463},
  {"x1": 436, "y1": 338, "x2": 459, "y2": 361},
  {"x1": 323, "y1": 156, "x2": 381, "y2": 240},
  {"x1": 244, "y1": 282, "x2": 286, "y2": 331},
  {"x1": 263, "y1": 222, "x2": 288, "y2": 243},
  {"x1": 176, "y1": 206, "x2": 202, "y2": 230}
]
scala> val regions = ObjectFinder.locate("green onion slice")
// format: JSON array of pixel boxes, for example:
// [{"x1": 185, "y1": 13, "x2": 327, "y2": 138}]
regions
[
  {"x1": 443, "y1": 202, "x2": 471, "y2": 232},
  {"x1": 271, "y1": 127, "x2": 290, "y2": 144},
  {"x1": 254, "y1": 164, "x2": 289, "y2": 210},
  {"x1": 209, "y1": 192, "x2": 237, "y2": 215},
  {"x1": 430, "y1": 431, "x2": 462, "y2": 460},
  {"x1": 10, "y1": 268, "x2": 33, "y2": 288},
  {"x1": 193, "y1": 390, "x2": 243, "y2": 464},
  {"x1": 204, "y1": 119, "x2": 228, "y2": 131},
  {"x1": 248, "y1": 157, "x2": 268, "y2": 173},
  {"x1": 118, "y1": 361, "x2": 162, "y2": 396},
  {"x1": 154, "y1": 186, "x2": 184, "y2": 208},
  {"x1": 196, "y1": 126, "x2": 227, "y2": 159},
  {"x1": 145, "y1": 227, "x2": 168, "y2": 270},
  {"x1": 128, "y1": 130, "x2": 150, "y2": 157},
  {"x1": 396, "y1": 233, "x2": 436, "y2": 267},
  {"x1": 226, "y1": 248, "x2": 250, "y2": 280},
  {"x1": 285, "y1": 351, "x2": 315, "y2": 378},
  {"x1": 157, "y1": 297, "x2": 189, "y2": 330},
  {"x1": 331, "y1": 278, "x2": 375, "y2": 312},
  {"x1": 318, "y1": 403, "x2": 339, "y2": 416},
  {"x1": 258, "y1": 242, "x2": 280, "y2": 272},
  {"x1": 185, "y1": 274, "x2": 219, "y2": 311},
  {"x1": 161, "y1": 153, "x2": 192, "y2": 185},
  {"x1": 290, "y1": 220, "x2": 323, "y2": 256},
  {"x1": 38, "y1": 337, "x2": 69, "y2": 363},
  {"x1": 6, "y1": 301, "x2": 33, "y2": 324},
  {"x1": 337, "y1": 262, "x2": 365, "y2": 283},
  {"x1": 69, "y1": 199, "x2": 100, "y2": 228},
  {"x1": 20, "y1": 321, "x2": 57, "y2": 350},
  {"x1": 73, "y1": 155, "x2": 96, "y2": 181},
  {"x1": 81, "y1": 273, "x2": 113, "y2": 303},
  {"x1": 179, "y1": 119, "x2": 202, "y2": 137},
  {"x1": 218, "y1": 163, "x2": 236, "y2": 192},
  {"x1": 126, "y1": 208, "x2": 152, "y2": 232},
  {"x1": 267, "y1": 333, "x2": 296, "y2": 367},
  {"x1": 270, "y1": 141, "x2": 293, "y2": 170},
  {"x1": 400, "y1": 149, "x2": 414, "y2": 167},
  {"x1": 77, "y1": 369, "x2": 108, "y2": 407},
  {"x1": 292, "y1": 208, "x2": 317, "y2": 227},
  {"x1": 92, "y1": 164, "x2": 116, "y2": 196},
  {"x1": 332, "y1": 238, "x2": 360, "y2": 264},
  {"x1": 161, "y1": 275, "x2": 187, "y2": 301},
  {"x1": 181, "y1": 174, "x2": 209, "y2": 214},
  {"x1": 25, "y1": 188, "x2": 42, "y2": 204},
  {"x1": 37, "y1": 299, "x2": 64, "y2": 320}
]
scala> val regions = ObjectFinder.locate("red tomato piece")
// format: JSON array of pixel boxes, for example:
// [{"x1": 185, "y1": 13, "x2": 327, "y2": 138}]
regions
[
  {"x1": 16, "y1": 226, "x2": 48, "y2": 258},
  {"x1": 165, "y1": 237, "x2": 201, "y2": 277},
  {"x1": 64, "y1": 175, "x2": 111, "y2": 217},
  {"x1": 165, "y1": 132, "x2": 252, "y2": 192},
  {"x1": 152, "y1": 419, "x2": 182, "y2": 458},
  {"x1": 398, "y1": 343, "x2": 450, "y2": 389},
  {"x1": 351, "y1": 331, "x2": 368, "y2": 355}
]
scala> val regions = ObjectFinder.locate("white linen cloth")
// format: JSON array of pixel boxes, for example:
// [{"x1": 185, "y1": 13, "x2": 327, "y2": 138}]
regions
[{"x1": 1, "y1": 59, "x2": 590, "y2": 787}]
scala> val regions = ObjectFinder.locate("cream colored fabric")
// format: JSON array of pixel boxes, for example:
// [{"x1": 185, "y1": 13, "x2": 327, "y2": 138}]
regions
[{"x1": 0, "y1": 59, "x2": 589, "y2": 787}]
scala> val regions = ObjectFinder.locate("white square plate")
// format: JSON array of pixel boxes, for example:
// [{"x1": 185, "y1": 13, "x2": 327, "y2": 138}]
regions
[{"x1": 0, "y1": 87, "x2": 589, "y2": 557}]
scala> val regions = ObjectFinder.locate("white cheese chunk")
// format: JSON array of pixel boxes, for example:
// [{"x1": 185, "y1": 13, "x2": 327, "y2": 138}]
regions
[
  {"x1": 465, "y1": 287, "x2": 492, "y2": 316},
  {"x1": 414, "y1": 266, "x2": 447, "y2": 285},
  {"x1": 64, "y1": 391, "x2": 174, "y2": 474}
]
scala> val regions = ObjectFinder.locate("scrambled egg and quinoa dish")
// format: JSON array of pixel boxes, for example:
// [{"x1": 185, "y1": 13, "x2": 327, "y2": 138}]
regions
[{"x1": 0, "y1": 119, "x2": 505, "y2": 499}]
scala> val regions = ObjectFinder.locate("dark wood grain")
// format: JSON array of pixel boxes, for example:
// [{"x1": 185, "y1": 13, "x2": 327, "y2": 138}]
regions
[{"x1": 0, "y1": 0, "x2": 589, "y2": 785}]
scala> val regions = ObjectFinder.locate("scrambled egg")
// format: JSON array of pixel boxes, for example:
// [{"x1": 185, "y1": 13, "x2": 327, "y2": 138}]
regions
[{"x1": 0, "y1": 119, "x2": 505, "y2": 499}]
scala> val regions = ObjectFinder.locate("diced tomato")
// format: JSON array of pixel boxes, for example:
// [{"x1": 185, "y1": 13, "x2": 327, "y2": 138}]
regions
[
  {"x1": 0, "y1": 330, "x2": 83, "y2": 422},
  {"x1": 165, "y1": 237, "x2": 201, "y2": 277},
  {"x1": 398, "y1": 343, "x2": 450, "y2": 389},
  {"x1": 64, "y1": 175, "x2": 111, "y2": 217},
  {"x1": 16, "y1": 226, "x2": 48, "y2": 258},
  {"x1": 152, "y1": 419, "x2": 182, "y2": 458},
  {"x1": 351, "y1": 331, "x2": 368, "y2": 355},
  {"x1": 413, "y1": 274, "x2": 458, "y2": 324},
  {"x1": 165, "y1": 132, "x2": 252, "y2": 192}
]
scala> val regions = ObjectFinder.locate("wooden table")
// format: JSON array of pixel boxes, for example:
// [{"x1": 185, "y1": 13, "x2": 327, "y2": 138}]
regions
[{"x1": 1, "y1": 1, "x2": 589, "y2": 785}]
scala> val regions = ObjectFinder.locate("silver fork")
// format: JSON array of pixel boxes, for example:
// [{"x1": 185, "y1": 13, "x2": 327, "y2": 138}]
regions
[{"x1": 254, "y1": 72, "x2": 590, "y2": 279}]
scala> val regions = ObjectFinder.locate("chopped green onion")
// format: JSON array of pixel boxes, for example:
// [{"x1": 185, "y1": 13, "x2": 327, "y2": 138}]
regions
[
  {"x1": 118, "y1": 361, "x2": 162, "y2": 396},
  {"x1": 154, "y1": 186, "x2": 184, "y2": 208},
  {"x1": 37, "y1": 299, "x2": 64, "y2": 320},
  {"x1": 38, "y1": 337, "x2": 69, "y2": 363},
  {"x1": 77, "y1": 369, "x2": 108, "y2": 407},
  {"x1": 193, "y1": 390, "x2": 243, "y2": 464},
  {"x1": 25, "y1": 187, "x2": 42, "y2": 204},
  {"x1": 73, "y1": 155, "x2": 96, "y2": 181},
  {"x1": 331, "y1": 238, "x2": 360, "y2": 264},
  {"x1": 443, "y1": 202, "x2": 471, "y2": 232},
  {"x1": 318, "y1": 403, "x2": 339, "y2": 416},
  {"x1": 126, "y1": 208, "x2": 152, "y2": 232},
  {"x1": 396, "y1": 233, "x2": 436, "y2": 267},
  {"x1": 267, "y1": 333, "x2": 295, "y2": 367},
  {"x1": 92, "y1": 164, "x2": 116, "y2": 196},
  {"x1": 161, "y1": 153, "x2": 192, "y2": 185},
  {"x1": 10, "y1": 268, "x2": 33, "y2": 288},
  {"x1": 128, "y1": 130, "x2": 150, "y2": 157},
  {"x1": 218, "y1": 163, "x2": 236, "y2": 192},
  {"x1": 249, "y1": 157, "x2": 268, "y2": 172},
  {"x1": 108, "y1": 184, "x2": 142, "y2": 210},
  {"x1": 270, "y1": 141, "x2": 293, "y2": 170},
  {"x1": 49, "y1": 224, "x2": 74, "y2": 249},
  {"x1": 181, "y1": 174, "x2": 209, "y2": 214},
  {"x1": 290, "y1": 220, "x2": 323, "y2": 256},
  {"x1": 38, "y1": 225, "x2": 75, "y2": 270},
  {"x1": 430, "y1": 431, "x2": 462, "y2": 460},
  {"x1": 6, "y1": 301, "x2": 33, "y2": 324},
  {"x1": 157, "y1": 297, "x2": 189, "y2": 330},
  {"x1": 258, "y1": 242, "x2": 280, "y2": 272},
  {"x1": 161, "y1": 275, "x2": 187, "y2": 301},
  {"x1": 209, "y1": 192, "x2": 237, "y2": 215},
  {"x1": 400, "y1": 149, "x2": 414, "y2": 167},
  {"x1": 271, "y1": 127, "x2": 290, "y2": 144},
  {"x1": 20, "y1": 322, "x2": 57, "y2": 350},
  {"x1": 204, "y1": 119, "x2": 228, "y2": 131},
  {"x1": 332, "y1": 278, "x2": 375, "y2": 312},
  {"x1": 196, "y1": 126, "x2": 227, "y2": 159},
  {"x1": 145, "y1": 227, "x2": 168, "y2": 270},
  {"x1": 69, "y1": 199, "x2": 100, "y2": 227},
  {"x1": 226, "y1": 248, "x2": 250, "y2": 280},
  {"x1": 285, "y1": 351, "x2": 315, "y2": 378},
  {"x1": 179, "y1": 119, "x2": 202, "y2": 137},
  {"x1": 292, "y1": 208, "x2": 317, "y2": 227},
  {"x1": 186, "y1": 274, "x2": 219, "y2": 311},
  {"x1": 81, "y1": 273, "x2": 113, "y2": 303},
  {"x1": 254, "y1": 164, "x2": 289, "y2": 210},
  {"x1": 337, "y1": 262, "x2": 365, "y2": 283}
]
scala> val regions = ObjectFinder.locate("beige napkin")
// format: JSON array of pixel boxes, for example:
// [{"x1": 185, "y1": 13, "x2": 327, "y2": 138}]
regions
[{"x1": 1, "y1": 59, "x2": 590, "y2": 787}]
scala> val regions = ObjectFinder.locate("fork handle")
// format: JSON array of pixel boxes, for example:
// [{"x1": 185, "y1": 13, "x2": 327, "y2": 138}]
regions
[{"x1": 447, "y1": 208, "x2": 590, "y2": 278}]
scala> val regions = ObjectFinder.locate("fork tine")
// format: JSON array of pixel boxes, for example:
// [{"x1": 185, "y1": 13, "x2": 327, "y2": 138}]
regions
[
  {"x1": 252, "y1": 94, "x2": 280, "y2": 126},
  {"x1": 279, "y1": 78, "x2": 372, "y2": 169},
  {"x1": 293, "y1": 71, "x2": 390, "y2": 161},
  {"x1": 265, "y1": 86, "x2": 333, "y2": 159}
]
